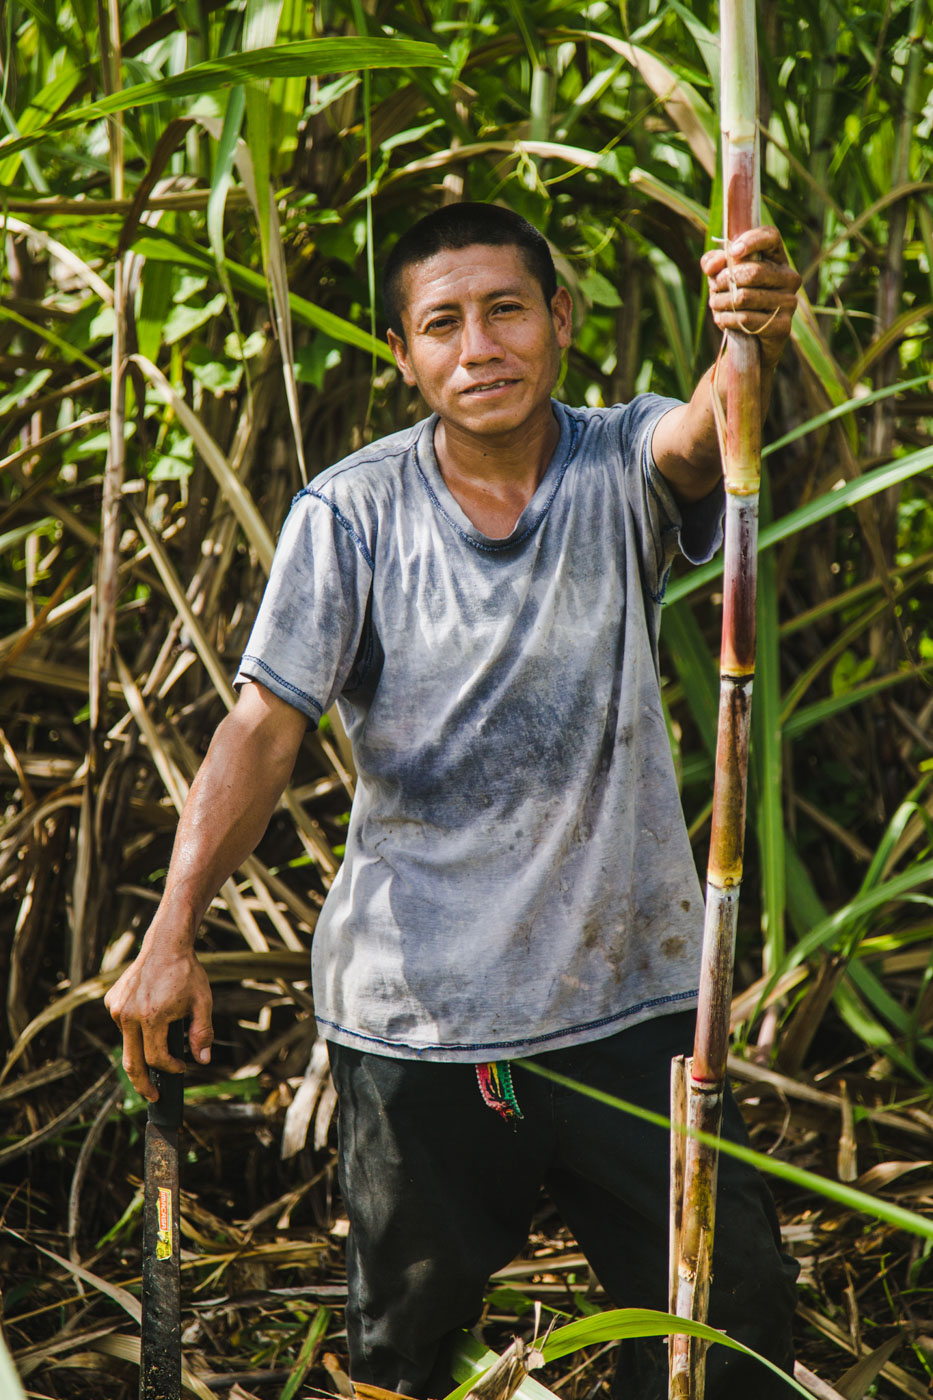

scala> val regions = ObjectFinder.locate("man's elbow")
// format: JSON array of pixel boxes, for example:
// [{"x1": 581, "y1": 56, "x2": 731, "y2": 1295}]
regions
[
  {"x1": 220, "y1": 681, "x2": 309, "y2": 775},
  {"x1": 661, "y1": 451, "x2": 723, "y2": 505}
]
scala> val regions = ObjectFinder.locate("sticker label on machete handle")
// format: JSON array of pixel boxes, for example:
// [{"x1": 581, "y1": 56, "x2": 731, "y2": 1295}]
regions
[{"x1": 156, "y1": 1185, "x2": 173, "y2": 1260}]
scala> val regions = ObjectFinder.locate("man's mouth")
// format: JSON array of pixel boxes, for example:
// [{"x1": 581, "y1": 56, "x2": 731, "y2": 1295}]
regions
[{"x1": 461, "y1": 379, "x2": 517, "y2": 395}]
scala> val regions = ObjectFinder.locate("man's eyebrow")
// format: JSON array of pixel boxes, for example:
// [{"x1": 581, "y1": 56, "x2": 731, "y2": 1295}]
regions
[{"x1": 419, "y1": 301, "x2": 458, "y2": 316}]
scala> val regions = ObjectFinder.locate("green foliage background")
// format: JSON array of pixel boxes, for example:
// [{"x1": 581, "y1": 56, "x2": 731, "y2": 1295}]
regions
[
  {"x1": 3, "y1": 0, "x2": 931, "y2": 1063},
  {"x1": 2, "y1": 0, "x2": 933, "y2": 1393}
]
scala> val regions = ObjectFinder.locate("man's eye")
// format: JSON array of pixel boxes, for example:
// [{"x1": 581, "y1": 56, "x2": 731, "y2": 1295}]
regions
[
  {"x1": 425, "y1": 317, "x2": 456, "y2": 332},
  {"x1": 493, "y1": 302, "x2": 522, "y2": 314}
]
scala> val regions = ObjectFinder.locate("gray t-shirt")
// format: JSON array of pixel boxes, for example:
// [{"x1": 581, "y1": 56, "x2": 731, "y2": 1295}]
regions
[{"x1": 235, "y1": 397, "x2": 724, "y2": 1062}]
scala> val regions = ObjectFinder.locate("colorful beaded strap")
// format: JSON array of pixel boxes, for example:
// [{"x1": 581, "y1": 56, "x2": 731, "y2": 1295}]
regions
[{"x1": 475, "y1": 1060, "x2": 523, "y2": 1123}]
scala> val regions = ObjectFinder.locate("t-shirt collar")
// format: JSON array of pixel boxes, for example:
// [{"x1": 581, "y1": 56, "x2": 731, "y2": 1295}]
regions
[{"x1": 415, "y1": 401, "x2": 573, "y2": 549}]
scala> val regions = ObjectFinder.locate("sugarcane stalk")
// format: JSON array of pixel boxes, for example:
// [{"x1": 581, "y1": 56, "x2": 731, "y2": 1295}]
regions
[
  {"x1": 669, "y1": 2, "x2": 760, "y2": 1397},
  {"x1": 89, "y1": 0, "x2": 126, "y2": 738},
  {"x1": 668, "y1": 1055, "x2": 687, "y2": 1323}
]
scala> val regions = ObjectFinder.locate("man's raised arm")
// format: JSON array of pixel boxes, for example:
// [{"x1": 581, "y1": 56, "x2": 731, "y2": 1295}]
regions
[
  {"x1": 652, "y1": 225, "x2": 801, "y2": 503},
  {"x1": 105, "y1": 681, "x2": 308, "y2": 1101}
]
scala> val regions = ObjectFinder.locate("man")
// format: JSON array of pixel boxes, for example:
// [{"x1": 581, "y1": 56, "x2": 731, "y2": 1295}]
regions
[{"x1": 107, "y1": 203, "x2": 801, "y2": 1398}]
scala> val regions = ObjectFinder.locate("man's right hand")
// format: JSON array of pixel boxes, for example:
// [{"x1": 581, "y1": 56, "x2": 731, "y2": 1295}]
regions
[{"x1": 105, "y1": 937, "x2": 213, "y2": 1101}]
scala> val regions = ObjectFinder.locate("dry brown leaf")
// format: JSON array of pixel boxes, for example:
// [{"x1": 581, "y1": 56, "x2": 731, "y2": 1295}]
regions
[
  {"x1": 89, "y1": 1331, "x2": 216, "y2": 1399},
  {"x1": 793, "y1": 1361, "x2": 849, "y2": 1400},
  {"x1": 3, "y1": 1226, "x2": 141, "y2": 1323},
  {"x1": 0, "y1": 1064, "x2": 116, "y2": 1166},
  {"x1": 465, "y1": 1336, "x2": 546, "y2": 1400},
  {"x1": 796, "y1": 1304, "x2": 926, "y2": 1400},
  {"x1": 281, "y1": 1037, "x2": 330, "y2": 1159},
  {"x1": 834, "y1": 1331, "x2": 905, "y2": 1400},
  {"x1": 853, "y1": 1160, "x2": 933, "y2": 1192}
]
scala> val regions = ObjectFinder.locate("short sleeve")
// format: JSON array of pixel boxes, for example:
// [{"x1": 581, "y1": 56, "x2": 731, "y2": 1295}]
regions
[
  {"x1": 616, "y1": 395, "x2": 724, "y2": 601},
  {"x1": 234, "y1": 490, "x2": 374, "y2": 724}
]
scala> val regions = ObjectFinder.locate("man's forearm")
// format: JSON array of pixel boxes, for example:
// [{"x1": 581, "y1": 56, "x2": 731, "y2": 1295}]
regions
[
  {"x1": 654, "y1": 356, "x2": 777, "y2": 504},
  {"x1": 146, "y1": 686, "x2": 307, "y2": 948},
  {"x1": 105, "y1": 682, "x2": 308, "y2": 1094}
]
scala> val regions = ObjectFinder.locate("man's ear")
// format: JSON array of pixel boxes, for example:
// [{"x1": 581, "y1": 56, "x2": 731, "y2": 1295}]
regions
[
  {"x1": 387, "y1": 328, "x2": 417, "y2": 387},
  {"x1": 550, "y1": 286, "x2": 573, "y2": 349}
]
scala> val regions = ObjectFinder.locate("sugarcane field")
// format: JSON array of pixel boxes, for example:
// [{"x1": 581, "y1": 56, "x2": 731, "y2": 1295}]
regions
[{"x1": 2, "y1": 2, "x2": 933, "y2": 1399}]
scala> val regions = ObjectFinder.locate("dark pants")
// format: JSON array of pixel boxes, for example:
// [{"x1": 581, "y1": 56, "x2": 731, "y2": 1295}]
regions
[{"x1": 328, "y1": 1012, "x2": 798, "y2": 1399}]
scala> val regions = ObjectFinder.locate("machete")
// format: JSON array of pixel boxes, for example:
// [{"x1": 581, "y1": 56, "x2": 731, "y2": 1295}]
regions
[{"x1": 140, "y1": 1019, "x2": 185, "y2": 1400}]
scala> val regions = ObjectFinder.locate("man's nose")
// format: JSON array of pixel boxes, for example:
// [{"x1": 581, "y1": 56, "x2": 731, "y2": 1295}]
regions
[{"x1": 459, "y1": 313, "x2": 502, "y2": 364}]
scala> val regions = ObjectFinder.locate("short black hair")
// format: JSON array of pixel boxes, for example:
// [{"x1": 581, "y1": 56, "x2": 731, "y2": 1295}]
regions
[{"x1": 382, "y1": 202, "x2": 558, "y2": 339}]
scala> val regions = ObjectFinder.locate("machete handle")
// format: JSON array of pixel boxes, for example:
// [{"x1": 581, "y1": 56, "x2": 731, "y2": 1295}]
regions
[{"x1": 148, "y1": 1019, "x2": 185, "y2": 1130}]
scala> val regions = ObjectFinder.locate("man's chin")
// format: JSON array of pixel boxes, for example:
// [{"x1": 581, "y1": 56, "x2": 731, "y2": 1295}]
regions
[{"x1": 446, "y1": 396, "x2": 543, "y2": 438}]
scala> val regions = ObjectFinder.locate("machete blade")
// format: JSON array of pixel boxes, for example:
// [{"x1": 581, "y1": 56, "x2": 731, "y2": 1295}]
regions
[{"x1": 140, "y1": 1021, "x2": 185, "y2": 1400}]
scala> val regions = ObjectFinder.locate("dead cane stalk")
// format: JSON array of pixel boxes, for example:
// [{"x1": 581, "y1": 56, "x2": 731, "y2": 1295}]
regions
[
  {"x1": 89, "y1": 0, "x2": 126, "y2": 738},
  {"x1": 669, "y1": 2, "x2": 761, "y2": 1397}
]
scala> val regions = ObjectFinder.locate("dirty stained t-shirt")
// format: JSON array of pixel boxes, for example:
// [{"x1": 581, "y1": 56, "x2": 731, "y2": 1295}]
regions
[{"x1": 234, "y1": 396, "x2": 725, "y2": 1062}]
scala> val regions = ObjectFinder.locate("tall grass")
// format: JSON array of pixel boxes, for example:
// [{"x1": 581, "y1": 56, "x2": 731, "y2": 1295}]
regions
[{"x1": 1, "y1": 0, "x2": 932, "y2": 1394}]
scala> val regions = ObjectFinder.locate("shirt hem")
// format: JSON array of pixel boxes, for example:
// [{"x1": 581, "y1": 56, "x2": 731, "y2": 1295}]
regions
[
  {"x1": 234, "y1": 658, "x2": 323, "y2": 722},
  {"x1": 316, "y1": 988, "x2": 699, "y2": 1063}
]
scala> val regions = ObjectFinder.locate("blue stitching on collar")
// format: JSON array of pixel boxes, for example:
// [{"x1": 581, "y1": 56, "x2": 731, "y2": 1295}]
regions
[{"x1": 414, "y1": 406, "x2": 583, "y2": 553}]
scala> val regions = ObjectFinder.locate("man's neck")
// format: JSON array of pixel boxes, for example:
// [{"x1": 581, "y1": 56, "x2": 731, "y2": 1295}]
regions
[{"x1": 434, "y1": 407, "x2": 560, "y2": 539}]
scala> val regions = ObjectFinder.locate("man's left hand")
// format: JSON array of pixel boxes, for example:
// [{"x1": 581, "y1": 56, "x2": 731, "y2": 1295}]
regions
[{"x1": 700, "y1": 226, "x2": 801, "y2": 371}]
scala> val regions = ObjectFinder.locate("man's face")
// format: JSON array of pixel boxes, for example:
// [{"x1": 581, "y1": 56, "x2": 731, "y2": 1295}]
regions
[{"x1": 386, "y1": 243, "x2": 573, "y2": 443}]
